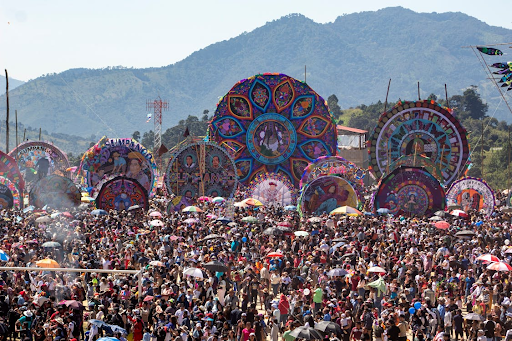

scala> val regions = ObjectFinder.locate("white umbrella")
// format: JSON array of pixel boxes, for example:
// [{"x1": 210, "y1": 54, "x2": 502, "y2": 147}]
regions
[
  {"x1": 149, "y1": 220, "x2": 164, "y2": 227},
  {"x1": 183, "y1": 267, "x2": 206, "y2": 279},
  {"x1": 294, "y1": 231, "x2": 309, "y2": 237},
  {"x1": 487, "y1": 262, "x2": 512, "y2": 271},
  {"x1": 327, "y1": 268, "x2": 348, "y2": 277},
  {"x1": 367, "y1": 266, "x2": 387, "y2": 273}
]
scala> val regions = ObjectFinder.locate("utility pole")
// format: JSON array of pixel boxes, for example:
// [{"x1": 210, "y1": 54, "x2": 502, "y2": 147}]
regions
[
  {"x1": 5, "y1": 70, "x2": 9, "y2": 153},
  {"x1": 146, "y1": 97, "x2": 169, "y2": 170},
  {"x1": 481, "y1": 120, "x2": 485, "y2": 179},
  {"x1": 15, "y1": 110, "x2": 18, "y2": 148}
]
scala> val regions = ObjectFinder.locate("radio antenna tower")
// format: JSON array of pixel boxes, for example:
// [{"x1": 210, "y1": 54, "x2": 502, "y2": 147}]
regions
[{"x1": 146, "y1": 96, "x2": 169, "y2": 157}]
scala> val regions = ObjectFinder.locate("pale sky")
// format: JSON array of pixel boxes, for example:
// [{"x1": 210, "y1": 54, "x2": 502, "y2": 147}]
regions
[{"x1": 1, "y1": 0, "x2": 512, "y2": 81}]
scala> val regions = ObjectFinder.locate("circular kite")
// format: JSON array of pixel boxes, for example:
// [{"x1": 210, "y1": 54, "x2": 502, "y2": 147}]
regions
[
  {"x1": 373, "y1": 166, "x2": 446, "y2": 217},
  {"x1": 80, "y1": 137, "x2": 158, "y2": 197},
  {"x1": 9, "y1": 141, "x2": 70, "y2": 186},
  {"x1": 299, "y1": 155, "x2": 365, "y2": 193},
  {"x1": 165, "y1": 141, "x2": 238, "y2": 199},
  {"x1": 209, "y1": 73, "x2": 338, "y2": 187},
  {"x1": 298, "y1": 175, "x2": 359, "y2": 217},
  {"x1": 29, "y1": 174, "x2": 81, "y2": 209},
  {"x1": 446, "y1": 177, "x2": 495, "y2": 216},
  {"x1": 387, "y1": 155, "x2": 444, "y2": 186},
  {"x1": 247, "y1": 172, "x2": 297, "y2": 207},
  {"x1": 0, "y1": 150, "x2": 25, "y2": 198},
  {"x1": 96, "y1": 176, "x2": 149, "y2": 211},
  {"x1": 0, "y1": 176, "x2": 21, "y2": 209},
  {"x1": 368, "y1": 100, "x2": 469, "y2": 186}
]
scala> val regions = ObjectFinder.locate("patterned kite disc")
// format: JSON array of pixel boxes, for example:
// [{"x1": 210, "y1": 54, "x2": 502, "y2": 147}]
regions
[
  {"x1": 80, "y1": 137, "x2": 158, "y2": 197},
  {"x1": 373, "y1": 166, "x2": 446, "y2": 217},
  {"x1": 209, "y1": 73, "x2": 337, "y2": 187},
  {"x1": 165, "y1": 141, "x2": 238, "y2": 199},
  {"x1": 9, "y1": 141, "x2": 70, "y2": 187},
  {"x1": 446, "y1": 177, "x2": 495, "y2": 216},
  {"x1": 96, "y1": 175, "x2": 149, "y2": 211},
  {"x1": 29, "y1": 174, "x2": 81, "y2": 209},
  {"x1": 369, "y1": 100, "x2": 469, "y2": 186},
  {"x1": 387, "y1": 155, "x2": 444, "y2": 186},
  {"x1": 298, "y1": 175, "x2": 359, "y2": 217},
  {"x1": 0, "y1": 150, "x2": 25, "y2": 197},
  {"x1": 247, "y1": 172, "x2": 297, "y2": 207},
  {"x1": 0, "y1": 176, "x2": 21, "y2": 209},
  {"x1": 299, "y1": 155, "x2": 365, "y2": 193}
]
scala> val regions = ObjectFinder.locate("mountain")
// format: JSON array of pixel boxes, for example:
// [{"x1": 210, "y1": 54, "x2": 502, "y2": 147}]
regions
[
  {"x1": 1, "y1": 7, "x2": 511, "y2": 138},
  {"x1": 0, "y1": 75, "x2": 25, "y2": 93}
]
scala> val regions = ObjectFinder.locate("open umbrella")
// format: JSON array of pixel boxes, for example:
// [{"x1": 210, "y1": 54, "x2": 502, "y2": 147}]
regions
[
  {"x1": 487, "y1": 261, "x2": 512, "y2": 271},
  {"x1": 455, "y1": 230, "x2": 476, "y2": 238},
  {"x1": 464, "y1": 313, "x2": 484, "y2": 321},
  {"x1": 91, "y1": 209, "x2": 108, "y2": 216},
  {"x1": 429, "y1": 216, "x2": 443, "y2": 221},
  {"x1": 308, "y1": 217, "x2": 322, "y2": 223},
  {"x1": 182, "y1": 206, "x2": 203, "y2": 213},
  {"x1": 368, "y1": 277, "x2": 387, "y2": 294},
  {"x1": 97, "y1": 338, "x2": 120, "y2": 341},
  {"x1": 376, "y1": 208, "x2": 389, "y2": 215},
  {"x1": 149, "y1": 261, "x2": 165, "y2": 267},
  {"x1": 198, "y1": 196, "x2": 211, "y2": 202},
  {"x1": 202, "y1": 234, "x2": 224, "y2": 241},
  {"x1": 242, "y1": 198, "x2": 264, "y2": 207},
  {"x1": 289, "y1": 326, "x2": 323, "y2": 340},
  {"x1": 242, "y1": 216, "x2": 258, "y2": 223},
  {"x1": 294, "y1": 231, "x2": 309, "y2": 237},
  {"x1": 263, "y1": 227, "x2": 283, "y2": 236},
  {"x1": 149, "y1": 211, "x2": 162, "y2": 218},
  {"x1": 143, "y1": 296, "x2": 154, "y2": 302},
  {"x1": 330, "y1": 206, "x2": 362, "y2": 216},
  {"x1": 367, "y1": 266, "x2": 387, "y2": 274},
  {"x1": 216, "y1": 217, "x2": 232, "y2": 224},
  {"x1": 150, "y1": 220, "x2": 164, "y2": 227},
  {"x1": 35, "y1": 216, "x2": 51, "y2": 223},
  {"x1": 435, "y1": 221, "x2": 450, "y2": 230},
  {"x1": 206, "y1": 214, "x2": 217, "y2": 219},
  {"x1": 278, "y1": 221, "x2": 293, "y2": 227},
  {"x1": 276, "y1": 225, "x2": 292, "y2": 233},
  {"x1": 434, "y1": 210, "x2": 446, "y2": 217},
  {"x1": 450, "y1": 209, "x2": 468, "y2": 218},
  {"x1": 234, "y1": 201, "x2": 249, "y2": 208},
  {"x1": 42, "y1": 241, "x2": 62, "y2": 248},
  {"x1": 0, "y1": 250, "x2": 9, "y2": 261},
  {"x1": 327, "y1": 268, "x2": 348, "y2": 277},
  {"x1": 36, "y1": 259, "x2": 60, "y2": 268},
  {"x1": 183, "y1": 218, "x2": 199, "y2": 224},
  {"x1": 212, "y1": 197, "x2": 225, "y2": 204},
  {"x1": 127, "y1": 205, "x2": 142, "y2": 211},
  {"x1": 266, "y1": 251, "x2": 284, "y2": 258},
  {"x1": 284, "y1": 205, "x2": 297, "y2": 211},
  {"x1": 88, "y1": 319, "x2": 107, "y2": 327},
  {"x1": 59, "y1": 300, "x2": 83, "y2": 309},
  {"x1": 183, "y1": 267, "x2": 207, "y2": 279},
  {"x1": 314, "y1": 321, "x2": 342, "y2": 336},
  {"x1": 476, "y1": 254, "x2": 500, "y2": 263},
  {"x1": 203, "y1": 261, "x2": 228, "y2": 273}
]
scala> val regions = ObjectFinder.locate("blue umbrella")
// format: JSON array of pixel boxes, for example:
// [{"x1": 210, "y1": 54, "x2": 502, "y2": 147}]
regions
[
  {"x1": 88, "y1": 320, "x2": 107, "y2": 327},
  {"x1": 0, "y1": 250, "x2": 9, "y2": 261},
  {"x1": 91, "y1": 209, "x2": 108, "y2": 216},
  {"x1": 97, "y1": 338, "x2": 120, "y2": 341},
  {"x1": 23, "y1": 206, "x2": 35, "y2": 213},
  {"x1": 377, "y1": 208, "x2": 389, "y2": 215},
  {"x1": 216, "y1": 217, "x2": 232, "y2": 224},
  {"x1": 284, "y1": 205, "x2": 297, "y2": 211}
]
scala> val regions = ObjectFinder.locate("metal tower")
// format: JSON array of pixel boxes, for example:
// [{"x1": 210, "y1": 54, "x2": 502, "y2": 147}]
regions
[{"x1": 146, "y1": 96, "x2": 168, "y2": 155}]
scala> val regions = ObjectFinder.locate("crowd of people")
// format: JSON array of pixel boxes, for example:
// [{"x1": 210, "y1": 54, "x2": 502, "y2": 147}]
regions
[{"x1": 0, "y1": 189, "x2": 512, "y2": 341}]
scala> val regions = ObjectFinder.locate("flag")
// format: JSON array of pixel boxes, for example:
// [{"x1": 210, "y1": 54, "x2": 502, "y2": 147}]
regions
[
  {"x1": 183, "y1": 127, "x2": 190, "y2": 138},
  {"x1": 157, "y1": 144, "x2": 168, "y2": 157}
]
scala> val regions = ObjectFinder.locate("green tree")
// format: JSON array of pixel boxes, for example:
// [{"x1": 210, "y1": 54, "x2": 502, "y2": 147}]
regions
[
  {"x1": 132, "y1": 131, "x2": 141, "y2": 141},
  {"x1": 327, "y1": 95, "x2": 343, "y2": 120},
  {"x1": 142, "y1": 130, "x2": 155, "y2": 150}
]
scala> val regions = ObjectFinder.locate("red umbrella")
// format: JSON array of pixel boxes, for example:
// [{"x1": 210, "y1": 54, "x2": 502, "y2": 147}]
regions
[
  {"x1": 62, "y1": 212, "x2": 74, "y2": 218},
  {"x1": 198, "y1": 196, "x2": 211, "y2": 202},
  {"x1": 434, "y1": 221, "x2": 450, "y2": 230},
  {"x1": 278, "y1": 221, "x2": 293, "y2": 227},
  {"x1": 266, "y1": 251, "x2": 284, "y2": 258},
  {"x1": 487, "y1": 262, "x2": 512, "y2": 271},
  {"x1": 476, "y1": 254, "x2": 500, "y2": 263},
  {"x1": 143, "y1": 295, "x2": 154, "y2": 302}
]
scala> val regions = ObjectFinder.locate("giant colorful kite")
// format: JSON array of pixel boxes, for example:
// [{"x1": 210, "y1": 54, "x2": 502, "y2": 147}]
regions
[
  {"x1": 446, "y1": 177, "x2": 495, "y2": 216},
  {"x1": 208, "y1": 73, "x2": 338, "y2": 187},
  {"x1": 165, "y1": 141, "x2": 238, "y2": 199},
  {"x1": 80, "y1": 137, "x2": 158, "y2": 197},
  {"x1": 0, "y1": 176, "x2": 21, "y2": 209},
  {"x1": 29, "y1": 175, "x2": 81, "y2": 209},
  {"x1": 298, "y1": 175, "x2": 359, "y2": 217},
  {"x1": 96, "y1": 176, "x2": 149, "y2": 211},
  {"x1": 9, "y1": 141, "x2": 70, "y2": 186},
  {"x1": 0, "y1": 150, "x2": 25, "y2": 198},
  {"x1": 247, "y1": 172, "x2": 297, "y2": 207},
  {"x1": 373, "y1": 166, "x2": 446, "y2": 217},
  {"x1": 368, "y1": 100, "x2": 469, "y2": 186}
]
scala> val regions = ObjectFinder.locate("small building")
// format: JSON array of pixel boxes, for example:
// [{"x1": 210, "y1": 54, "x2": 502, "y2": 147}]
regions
[{"x1": 337, "y1": 125, "x2": 373, "y2": 185}]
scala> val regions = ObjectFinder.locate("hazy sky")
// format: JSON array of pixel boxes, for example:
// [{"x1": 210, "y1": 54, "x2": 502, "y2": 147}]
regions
[{"x1": 1, "y1": 0, "x2": 511, "y2": 81}]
